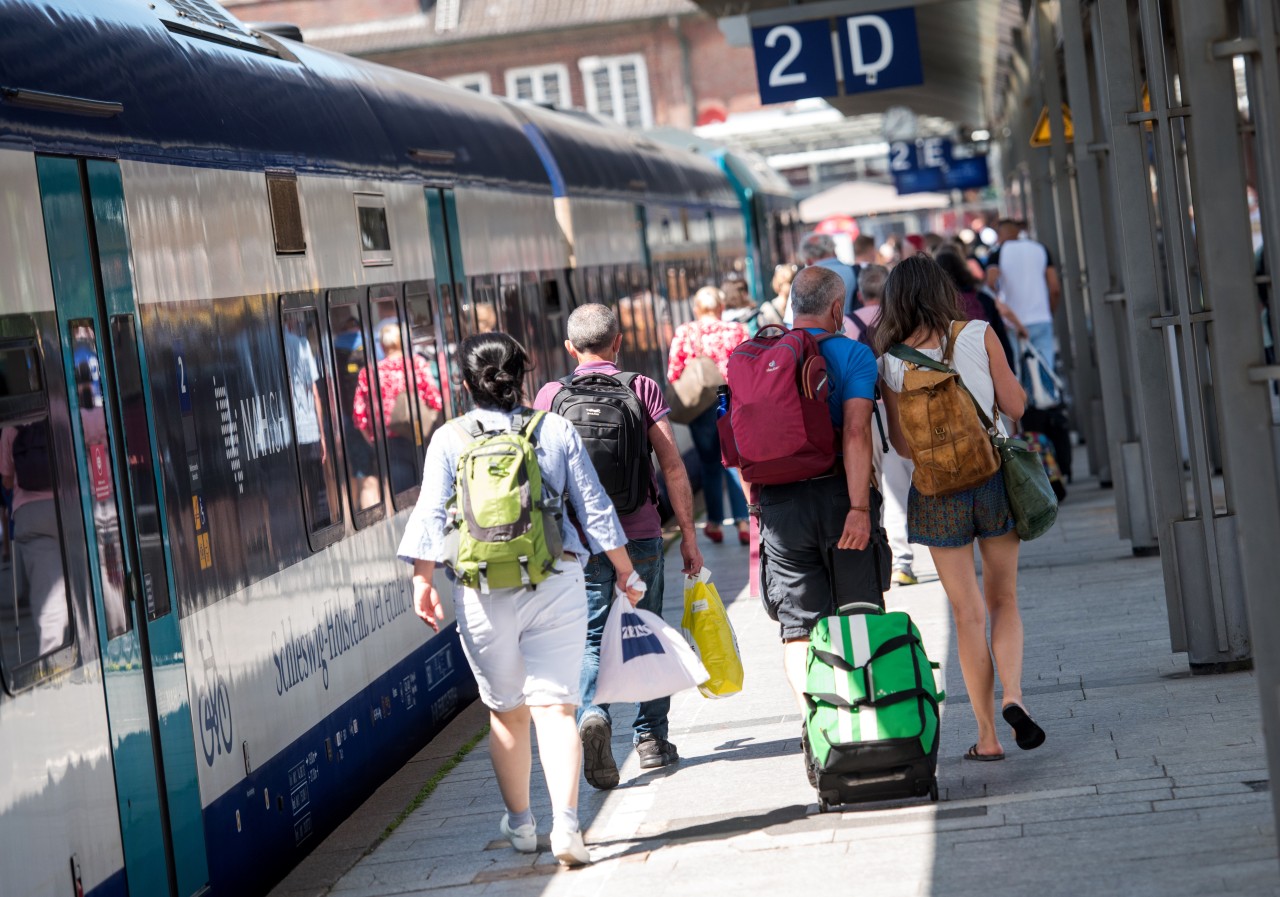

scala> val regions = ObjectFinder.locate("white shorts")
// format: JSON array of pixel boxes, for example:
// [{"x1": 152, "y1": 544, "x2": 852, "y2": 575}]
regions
[{"x1": 453, "y1": 563, "x2": 588, "y2": 712}]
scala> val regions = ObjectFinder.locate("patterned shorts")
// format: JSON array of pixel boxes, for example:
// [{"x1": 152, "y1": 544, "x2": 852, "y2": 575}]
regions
[{"x1": 907, "y1": 470, "x2": 1014, "y2": 548}]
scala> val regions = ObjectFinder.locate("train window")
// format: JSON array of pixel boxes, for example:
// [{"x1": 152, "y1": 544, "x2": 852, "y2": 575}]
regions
[
  {"x1": 69, "y1": 322, "x2": 131, "y2": 640},
  {"x1": 266, "y1": 171, "x2": 306, "y2": 255},
  {"x1": 469, "y1": 278, "x2": 499, "y2": 337},
  {"x1": 355, "y1": 193, "x2": 392, "y2": 267},
  {"x1": 280, "y1": 306, "x2": 343, "y2": 541},
  {"x1": 326, "y1": 296, "x2": 384, "y2": 527},
  {"x1": 108, "y1": 316, "x2": 172, "y2": 621},
  {"x1": 436, "y1": 283, "x2": 467, "y2": 416},
  {"x1": 0, "y1": 334, "x2": 75, "y2": 684},
  {"x1": 373, "y1": 285, "x2": 436, "y2": 506},
  {"x1": 404, "y1": 282, "x2": 447, "y2": 452}
]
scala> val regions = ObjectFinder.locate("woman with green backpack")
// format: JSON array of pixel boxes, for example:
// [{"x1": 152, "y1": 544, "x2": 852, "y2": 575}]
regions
[
  {"x1": 875, "y1": 255, "x2": 1047, "y2": 762},
  {"x1": 398, "y1": 332, "x2": 645, "y2": 866}
]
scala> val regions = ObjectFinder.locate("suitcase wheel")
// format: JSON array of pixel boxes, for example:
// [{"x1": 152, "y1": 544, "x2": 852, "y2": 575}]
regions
[
  {"x1": 929, "y1": 781, "x2": 939, "y2": 802},
  {"x1": 818, "y1": 797, "x2": 833, "y2": 814}
]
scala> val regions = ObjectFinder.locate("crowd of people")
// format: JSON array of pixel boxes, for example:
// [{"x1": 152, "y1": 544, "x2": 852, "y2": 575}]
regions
[{"x1": 398, "y1": 217, "x2": 1058, "y2": 866}]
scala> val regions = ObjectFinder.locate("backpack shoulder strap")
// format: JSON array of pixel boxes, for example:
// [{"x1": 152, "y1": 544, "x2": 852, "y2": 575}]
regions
[
  {"x1": 943, "y1": 321, "x2": 967, "y2": 364},
  {"x1": 518, "y1": 409, "x2": 548, "y2": 444},
  {"x1": 887, "y1": 343, "x2": 951, "y2": 373},
  {"x1": 849, "y1": 314, "x2": 869, "y2": 337},
  {"x1": 814, "y1": 330, "x2": 848, "y2": 344},
  {"x1": 451, "y1": 414, "x2": 488, "y2": 443},
  {"x1": 615, "y1": 371, "x2": 642, "y2": 391}
]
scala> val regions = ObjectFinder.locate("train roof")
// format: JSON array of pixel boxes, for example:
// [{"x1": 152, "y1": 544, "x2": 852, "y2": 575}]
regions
[
  {"x1": 509, "y1": 102, "x2": 738, "y2": 207},
  {"x1": 0, "y1": 0, "x2": 552, "y2": 191},
  {"x1": 646, "y1": 128, "x2": 796, "y2": 204}
]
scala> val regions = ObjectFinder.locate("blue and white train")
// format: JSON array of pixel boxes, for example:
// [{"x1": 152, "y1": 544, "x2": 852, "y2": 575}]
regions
[{"x1": 0, "y1": 2, "x2": 797, "y2": 895}]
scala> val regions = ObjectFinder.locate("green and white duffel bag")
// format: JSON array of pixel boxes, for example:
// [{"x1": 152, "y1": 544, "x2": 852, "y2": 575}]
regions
[{"x1": 803, "y1": 604, "x2": 945, "y2": 810}]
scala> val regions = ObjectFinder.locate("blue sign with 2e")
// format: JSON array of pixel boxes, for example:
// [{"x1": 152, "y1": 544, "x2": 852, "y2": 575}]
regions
[
  {"x1": 751, "y1": 19, "x2": 838, "y2": 105},
  {"x1": 839, "y1": 8, "x2": 924, "y2": 95},
  {"x1": 890, "y1": 138, "x2": 991, "y2": 195}
]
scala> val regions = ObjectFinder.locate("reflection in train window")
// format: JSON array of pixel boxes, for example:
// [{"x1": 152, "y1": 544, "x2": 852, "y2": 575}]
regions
[
  {"x1": 281, "y1": 307, "x2": 342, "y2": 536},
  {"x1": 327, "y1": 299, "x2": 383, "y2": 522},
  {"x1": 406, "y1": 281, "x2": 449, "y2": 438},
  {"x1": 109, "y1": 315, "x2": 172, "y2": 621},
  {"x1": 539, "y1": 278, "x2": 569, "y2": 382},
  {"x1": 69, "y1": 321, "x2": 131, "y2": 641},
  {"x1": 0, "y1": 336, "x2": 74, "y2": 676},
  {"x1": 436, "y1": 283, "x2": 467, "y2": 416},
  {"x1": 373, "y1": 287, "x2": 440, "y2": 502}
]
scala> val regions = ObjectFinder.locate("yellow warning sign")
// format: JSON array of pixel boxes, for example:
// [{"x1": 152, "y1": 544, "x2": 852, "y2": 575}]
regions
[{"x1": 1030, "y1": 104, "x2": 1074, "y2": 147}]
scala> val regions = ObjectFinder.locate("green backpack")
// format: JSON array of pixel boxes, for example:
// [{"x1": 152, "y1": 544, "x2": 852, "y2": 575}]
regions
[
  {"x1": 446, "y1": 410, "x2": 563, "y2": 593},
  {"x1": 804, "y1": 607, "x2": 945, "y2": 774}
]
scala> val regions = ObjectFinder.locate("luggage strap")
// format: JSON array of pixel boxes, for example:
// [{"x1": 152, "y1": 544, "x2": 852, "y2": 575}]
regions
[{"x1": 810, "y1": 633, "x2": 921, "y2": 674}]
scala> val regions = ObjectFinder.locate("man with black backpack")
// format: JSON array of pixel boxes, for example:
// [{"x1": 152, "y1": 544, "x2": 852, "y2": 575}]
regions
[{"x1": 534, "y1": 304, "x2": 703, "y2": 789}]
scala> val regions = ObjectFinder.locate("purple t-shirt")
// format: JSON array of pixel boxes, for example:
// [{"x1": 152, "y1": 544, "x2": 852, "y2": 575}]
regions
[{"x1": 533, "y1": 361, "x2": 669, "y2": 541}]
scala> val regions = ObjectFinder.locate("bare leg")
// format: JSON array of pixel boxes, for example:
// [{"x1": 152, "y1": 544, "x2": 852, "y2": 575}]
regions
[
  {"x1": 783, "y1": 638, "x2": 810, "y2": 714},
  {"x1": 529, "y1": 704, "x2": 581, "y2": 819},
  {"x1": 978, "y1": 531, "x2": 1025, "y2": 710},
  {"x1": 489, "y1": 705, "x2": 533, "y2": 814},
  {"x1": 931, "y1": 543, "x2": 1003, "y2": 756}
]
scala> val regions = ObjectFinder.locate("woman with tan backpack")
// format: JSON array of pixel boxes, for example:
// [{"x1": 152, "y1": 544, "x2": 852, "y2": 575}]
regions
[{"x1": 876, "y1": 255, "x2": 1046, "y2": 762}]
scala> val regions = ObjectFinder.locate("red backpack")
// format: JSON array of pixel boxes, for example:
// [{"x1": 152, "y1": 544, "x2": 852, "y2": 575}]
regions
[{"x1": 717, "y1": 326, "x2": 838, "y2": 485}]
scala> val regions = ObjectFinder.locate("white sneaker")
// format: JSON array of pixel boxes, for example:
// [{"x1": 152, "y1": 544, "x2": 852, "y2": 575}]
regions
[
  {"x1": 550, "y1": 828, "x2": 591, "y2": 866},
  {"x1": 499, "y1": 813, "x2": 538, "y2": 853}
]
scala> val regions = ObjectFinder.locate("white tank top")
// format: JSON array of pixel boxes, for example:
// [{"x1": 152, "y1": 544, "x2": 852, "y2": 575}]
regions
[{"x1": 879, "y1": 320, "x2": 1006, "y2": 434}]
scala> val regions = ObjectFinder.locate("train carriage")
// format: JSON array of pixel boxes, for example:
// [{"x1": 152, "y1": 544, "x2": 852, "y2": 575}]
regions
[{"x1": 0, "y1": 3, "x2": 795, "y2": 896}]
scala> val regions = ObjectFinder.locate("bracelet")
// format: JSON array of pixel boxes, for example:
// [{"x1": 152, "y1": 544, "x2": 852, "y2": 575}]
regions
[{"x1": 849, "y1": 505, "x2": 870, "y2": 512}]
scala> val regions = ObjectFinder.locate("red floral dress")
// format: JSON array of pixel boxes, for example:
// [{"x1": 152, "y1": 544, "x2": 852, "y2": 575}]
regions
[
  {"x1": 666, "y1": 318, "x2": 750, "y2": 384},
  {"x1": 353, "y1": 353, "x2": 443, "y2": 440}
]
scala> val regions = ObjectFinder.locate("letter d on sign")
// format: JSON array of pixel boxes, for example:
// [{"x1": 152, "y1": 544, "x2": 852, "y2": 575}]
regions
[{"x1": 847, "y1": 15, "x2": 893, "y2": 86}]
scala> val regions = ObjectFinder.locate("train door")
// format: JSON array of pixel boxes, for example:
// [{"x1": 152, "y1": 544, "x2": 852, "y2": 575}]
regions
[
  {"x1": 425, "y1": 188, "x2": 467, "y2": 416},
  {"x1": 36, "y1": 156, "x2": 209, "y2": 897}
]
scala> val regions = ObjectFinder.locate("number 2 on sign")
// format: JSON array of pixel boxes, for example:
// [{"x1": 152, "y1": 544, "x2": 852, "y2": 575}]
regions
[{"x1": 765, "y1": 25, "x2": 805, "y2": 87}]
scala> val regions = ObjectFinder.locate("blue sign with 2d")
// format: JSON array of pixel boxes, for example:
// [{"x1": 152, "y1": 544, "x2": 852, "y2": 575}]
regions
[
  {"x1": 752, "y1": 19, "x2": 838, "y2": 105},
  {"x1": 839, "y1": 8, "x2": 923, "y2": 95},
  {"x1": 890, "y1": 138, "x2": 991, "y2": 195},
  {"x1": 750, "y1": 7, "x2": 924, "y2": 105}
]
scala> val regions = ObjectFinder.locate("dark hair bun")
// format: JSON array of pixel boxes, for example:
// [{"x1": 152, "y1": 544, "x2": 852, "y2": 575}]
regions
[{"x1": 461, "y1": 333, "x2": 529, "y2": 412}]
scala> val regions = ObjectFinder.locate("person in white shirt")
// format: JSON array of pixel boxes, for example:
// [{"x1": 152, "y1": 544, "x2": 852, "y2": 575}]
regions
[{"x1": 984, "y1": 219, "x2": 1062, "y2": 404}]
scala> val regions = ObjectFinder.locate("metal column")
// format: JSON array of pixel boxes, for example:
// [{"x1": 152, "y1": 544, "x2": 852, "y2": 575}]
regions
[
  {"x1": 1092, "y1": 0, "x2": 1232, "y2": 665},
  {"x1": 1059, "y1": 0, "x2": 1158, "y2": 550},
  {"x1": 1036, "y1": 2, "x2": 1106, "y2": 482},
  {"x1": 1171, "y1": 0, "x2": 1280, "y2": 831}
]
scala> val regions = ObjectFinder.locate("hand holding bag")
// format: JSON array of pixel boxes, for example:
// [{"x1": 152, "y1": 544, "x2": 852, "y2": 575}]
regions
[
  {"x1": 595, "y1": 597, "x2": 710, "y2": 704},
  {"x1": 680, "y1": 567, "x2": 744, "y2": 698}
]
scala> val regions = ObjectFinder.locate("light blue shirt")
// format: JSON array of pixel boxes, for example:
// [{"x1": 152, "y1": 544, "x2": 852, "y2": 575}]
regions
[{"x1": 397, "y1": 407, "x2": 627, "y2": 567}]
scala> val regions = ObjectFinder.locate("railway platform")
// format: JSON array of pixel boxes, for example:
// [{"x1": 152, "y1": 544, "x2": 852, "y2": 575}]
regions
[{"x1": 269, "y1": 465, "x2": 1279, "y2": 897}]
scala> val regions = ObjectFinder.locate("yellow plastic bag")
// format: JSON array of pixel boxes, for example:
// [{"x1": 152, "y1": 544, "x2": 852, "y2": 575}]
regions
[{"x1": 681, "y1": 568, "x2": 744, "y2": 698}]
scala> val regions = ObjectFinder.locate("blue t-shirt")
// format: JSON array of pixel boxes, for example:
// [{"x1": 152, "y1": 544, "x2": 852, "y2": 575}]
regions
[{"x1": 803, "y1": 328, "x2": 877, "y2": 428}]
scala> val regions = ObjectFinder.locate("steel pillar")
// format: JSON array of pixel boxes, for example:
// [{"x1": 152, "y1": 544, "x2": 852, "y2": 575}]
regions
[
  {"x1": 1171, "y1": 0, "x2": 1280, "y2": 833},
  {"x1": 1059, "y1": 0, "x2": 1158, "y2": 549},
  {"x1": 1036, "y1": 2, "x2": 1106, "y2": 482}
]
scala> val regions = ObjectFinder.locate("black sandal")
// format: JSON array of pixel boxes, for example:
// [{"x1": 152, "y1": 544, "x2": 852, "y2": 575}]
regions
[
  {"x1": 964, "y1": 743, "x2": 1004, "y2": 762},
  {"x1": 1002, "y1": 704, "x2": 1046, "y2": 751}
]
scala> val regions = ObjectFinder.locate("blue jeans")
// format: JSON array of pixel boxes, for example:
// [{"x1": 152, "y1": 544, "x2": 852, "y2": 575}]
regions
[
  {"x1": 578, "y1": 536, "x2": 668, "y2": 743},
  {"x1": 1021, "y1": 321, "x2": 1060, "y2": 404},
  {"x1": 687, "y1": 405, "x2": 749, "y2": 524}
]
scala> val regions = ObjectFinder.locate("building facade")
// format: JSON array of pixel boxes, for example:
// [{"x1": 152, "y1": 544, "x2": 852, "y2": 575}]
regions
[{"x1": 223, "y1": 0, "x2": 765, "y2": 131}]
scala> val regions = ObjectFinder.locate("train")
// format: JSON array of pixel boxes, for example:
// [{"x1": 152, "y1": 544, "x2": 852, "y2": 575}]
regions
[{"x1": 0, "y1": 2, "x2": 798, "y2": 896}]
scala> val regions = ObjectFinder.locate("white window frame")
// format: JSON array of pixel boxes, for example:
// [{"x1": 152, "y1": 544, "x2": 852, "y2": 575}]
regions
[
  {"x1": 579, "y1": 53, "x2": 653, "y2": 129},
  {"x1": 446, "y1": 72, "x2": 492, "y2": 95},
  {"x1": 503, "y1": 64, "x2": 570, "y2": 106}
]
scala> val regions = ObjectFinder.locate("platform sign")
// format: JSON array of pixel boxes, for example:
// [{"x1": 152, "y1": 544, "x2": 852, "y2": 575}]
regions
[
  {"x1": 751, "y1": 19, "x2": 838, "y2": 105},
  {"x1": 890, "y1": 137, "x2": 991, "y2": 195},
  {"x1": 750, "y1": 7, "x2": 923, "y2": 105},
  {"x1": 838, "y1": 8, "x2": 923, "y2": 95}
]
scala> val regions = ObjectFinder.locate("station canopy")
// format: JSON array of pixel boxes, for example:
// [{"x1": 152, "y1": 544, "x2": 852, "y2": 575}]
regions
[{"x1": 690, "y1": 0, "x2": 1024, "y2": 128}]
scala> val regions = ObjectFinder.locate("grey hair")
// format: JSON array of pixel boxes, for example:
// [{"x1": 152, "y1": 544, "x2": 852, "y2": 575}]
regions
[
  {"x1": 790, "y1": 266, "x2": 845, "y2": 317},
  {"x1": 566, "y1": 303, "x2": 620, "y2": 353},
  {"x1": 799, "y1": 232, "x2": 837, "y2": 263},
  {"x1": 857, "y1": 264, "x2": 889, "y2": 302}
]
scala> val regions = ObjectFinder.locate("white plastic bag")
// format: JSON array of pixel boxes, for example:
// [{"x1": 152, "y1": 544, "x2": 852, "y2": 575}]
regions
[{"x1": 594, "y1": 597, "x2": 709, "y2": 704}]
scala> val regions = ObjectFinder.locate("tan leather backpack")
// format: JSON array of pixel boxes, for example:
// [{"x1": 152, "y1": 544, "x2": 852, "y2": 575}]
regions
[{"x1": 889, "y1": 321, "x2": 1000, "y2": 496}]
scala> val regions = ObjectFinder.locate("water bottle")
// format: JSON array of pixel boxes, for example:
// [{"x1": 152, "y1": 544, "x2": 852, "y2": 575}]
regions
[{"x1": 716, "y1": 385, "x2": 730, "y2": 419}]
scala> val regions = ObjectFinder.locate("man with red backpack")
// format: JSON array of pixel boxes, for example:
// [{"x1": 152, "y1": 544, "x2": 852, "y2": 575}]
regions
[{"x1": 721, "y1": 266, "x2": 885, "y2": 710}]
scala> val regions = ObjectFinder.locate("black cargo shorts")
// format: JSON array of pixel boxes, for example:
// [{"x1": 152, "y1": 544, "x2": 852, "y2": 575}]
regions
[{"x1": 757, "y1": 474, "x2": 889, "y2": 640}]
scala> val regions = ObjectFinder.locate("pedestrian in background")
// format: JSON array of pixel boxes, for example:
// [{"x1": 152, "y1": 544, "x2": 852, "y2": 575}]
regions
[
  {"x1": 667, "y1": 287, "x2": 751, "y2": 545},
  {"x1": 877, "y1": 256, "x2": 1046, "y2": 762},
  {"x1": 400, "y1": 332, "x2": 644, "y2": 867}
]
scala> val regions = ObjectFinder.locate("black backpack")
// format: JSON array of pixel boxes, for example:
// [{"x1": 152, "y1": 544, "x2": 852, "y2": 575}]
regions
[
  {"x1": 551, "y1": 372, "x2": 652, "y2": 516},
  {"x1": 13, "y1": 423, "x2": 52, "y2": 492}
]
